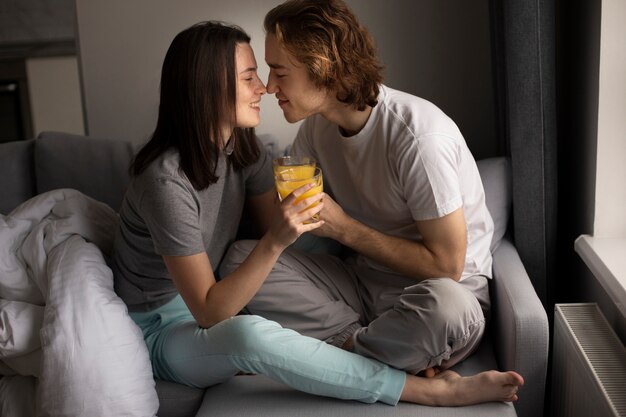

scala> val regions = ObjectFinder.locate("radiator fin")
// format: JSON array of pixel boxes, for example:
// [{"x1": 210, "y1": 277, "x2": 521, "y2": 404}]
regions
[{"x1": 553, "y1": 303, "x2": 626, "y2": 417}]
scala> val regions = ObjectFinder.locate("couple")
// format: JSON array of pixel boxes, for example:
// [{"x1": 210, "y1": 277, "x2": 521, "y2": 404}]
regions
[{"x1": 112, "y1": 0, "x2": 523, "y2": 408}]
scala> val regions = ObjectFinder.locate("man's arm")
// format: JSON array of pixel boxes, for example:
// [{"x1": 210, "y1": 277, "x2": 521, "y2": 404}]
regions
[{"x1": 315, "y1": 194, "x2": 467, "y2": 281}]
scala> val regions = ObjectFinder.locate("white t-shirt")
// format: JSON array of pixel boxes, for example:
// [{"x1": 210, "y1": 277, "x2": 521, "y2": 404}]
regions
[{"x1": 292, "y1": 85, "x2": 494, "y2": 281}]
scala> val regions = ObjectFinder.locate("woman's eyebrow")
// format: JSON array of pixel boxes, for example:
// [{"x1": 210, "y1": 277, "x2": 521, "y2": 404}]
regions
[{"x1": 239, "y1": 66, "x2": 257, "y2": 74}]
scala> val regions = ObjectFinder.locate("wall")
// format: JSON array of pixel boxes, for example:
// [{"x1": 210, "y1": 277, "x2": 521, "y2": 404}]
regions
[
  {"x1": 75, "y1": 0, "x2": 498, "y2": 158},
  {"x1": 583, "y1": 0, "x2": 626, "y2": 340},
  {"x1": 0, "y1": 0, "x2": 80, "y2": 140},
  {"x1": 554, "y1": 0, "x2": 600, "y2": 305},
  {"x1": 26, "y1": 56, "x2": 84, "y2": 136},
  {"x1": 594, "y1": 0, "x2": 626, "y2": 237},
  {"x1": 555, "y1": 0, "x2": 626, "y2": 341},
  {"x1": 75, "y1": 0, "x2": 296, "y2": 147},
  {"x1": 349, "y1": 0, "x2": 497, "y2": 159}
]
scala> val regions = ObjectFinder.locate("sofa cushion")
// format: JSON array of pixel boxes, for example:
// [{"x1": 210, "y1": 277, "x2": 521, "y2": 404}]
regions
[
  {"x1": 155, "y1": 379, "x2": 204, "y2": 417},
  {"x1": 34, "y1": 131, "x2": 135, "y2": 211},
  {"x1": 0, "y1": 139, "x2": 35, "y2": 215},
  {"x1": 476, "y1": 157, "x2": 512, "y2": 252},
  {"x1": 194, "y1": 338, "x2": 516, "y2": 417}
]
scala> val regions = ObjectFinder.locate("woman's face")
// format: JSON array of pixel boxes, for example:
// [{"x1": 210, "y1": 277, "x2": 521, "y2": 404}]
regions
[{"x1": 235, "y1": 43, "x2": 266, "y2": 129}]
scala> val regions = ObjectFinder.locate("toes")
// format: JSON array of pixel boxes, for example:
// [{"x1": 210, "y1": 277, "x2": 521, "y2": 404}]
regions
[
  {"x1": 502, "y1": 384, "x2": 520, "y2": 401},
  {"x1": 505, "y1": 371, "x2": 525, "y2": 386}
]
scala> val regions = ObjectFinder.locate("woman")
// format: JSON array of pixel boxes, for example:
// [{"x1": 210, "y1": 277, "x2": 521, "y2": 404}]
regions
[{"x1": 112, "y1": 20, "x2": 521, "y2": 406}]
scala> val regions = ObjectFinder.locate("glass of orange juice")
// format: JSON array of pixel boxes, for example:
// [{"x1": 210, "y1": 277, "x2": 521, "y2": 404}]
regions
[
  {"x1": 272, "y1": 156, "x2": 316, "y2": 177},
  {"x1": 275, "y1": 165, "x2": 323, "y2": 223}
]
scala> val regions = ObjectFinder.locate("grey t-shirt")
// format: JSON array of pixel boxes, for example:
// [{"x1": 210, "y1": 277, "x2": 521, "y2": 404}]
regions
[{"x1": 112, "y1": 145, "x2": 274, "y2": 312}]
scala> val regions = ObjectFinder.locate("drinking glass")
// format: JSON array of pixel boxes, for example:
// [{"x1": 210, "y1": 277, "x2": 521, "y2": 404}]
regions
[
  {"x1": 274, "y1": 165, "x2": 323, "y2": 223},
  {"x1": 272, "y1": 155, "x2": 316, "y2": 177}
]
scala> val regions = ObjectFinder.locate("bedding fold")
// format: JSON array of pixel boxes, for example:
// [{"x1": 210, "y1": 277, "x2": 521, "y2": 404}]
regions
[{"x1": 0, "y1": 189, "x2": 158, "y2": 417}]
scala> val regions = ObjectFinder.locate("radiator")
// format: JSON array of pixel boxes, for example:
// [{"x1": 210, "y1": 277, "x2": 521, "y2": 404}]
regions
[{"x1": 552, "y1": 303, "x2": 626, "y2": 417}]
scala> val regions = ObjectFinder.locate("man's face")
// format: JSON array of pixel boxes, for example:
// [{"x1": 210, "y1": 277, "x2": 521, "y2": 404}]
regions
[{"x1": 265, "y1": 33, "x2": 329, "y2": 123}]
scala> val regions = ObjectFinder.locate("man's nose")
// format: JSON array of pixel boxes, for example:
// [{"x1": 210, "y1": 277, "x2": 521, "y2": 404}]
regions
[{"x1": 266, "y1": 76, "x2": 278, "y2": 94}]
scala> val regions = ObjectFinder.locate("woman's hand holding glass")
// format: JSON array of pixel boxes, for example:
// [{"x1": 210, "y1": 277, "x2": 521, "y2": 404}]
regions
[
  {"x1": 266, "y1": 182, "x2": 325, "y2": 249},
  {"x1": 265, "y1": 156, "x2": 325, "y2": 248}
]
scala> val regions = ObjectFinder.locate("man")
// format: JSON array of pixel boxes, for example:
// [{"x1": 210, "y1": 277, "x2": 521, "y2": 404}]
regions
[{"x1": 224, "y1": 0, "x2": 497, "y2": 376}]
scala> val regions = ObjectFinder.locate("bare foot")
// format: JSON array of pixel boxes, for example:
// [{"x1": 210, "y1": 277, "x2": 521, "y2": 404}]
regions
[{"x1": 400, "y1": 369, "x2": 524, "y2": 406}]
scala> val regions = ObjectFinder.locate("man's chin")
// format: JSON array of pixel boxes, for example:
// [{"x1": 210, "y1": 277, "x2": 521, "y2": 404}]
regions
[{"x1": 283, "y1": 111, "x2": 305, "y2": 124}]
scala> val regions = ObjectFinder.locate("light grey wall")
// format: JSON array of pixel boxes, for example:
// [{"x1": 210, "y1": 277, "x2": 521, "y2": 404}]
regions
[
  {"x1": 348, "y1": 0, "x2": 497, "y2": 159},
  {"x1": 594, "y1": 0, "x2": 626, "y2": 237},
  {"x1": 76, "y1": 0, "x2": 497, "y2": 158},
  {"x1": 76, "y1": 0, "x2": 296, "y2": 147}
]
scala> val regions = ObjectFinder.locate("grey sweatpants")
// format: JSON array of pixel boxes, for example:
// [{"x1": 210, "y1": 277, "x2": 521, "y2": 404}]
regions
[{"x1": 220, "y1": 240, "x2": 489, "y2": 374}]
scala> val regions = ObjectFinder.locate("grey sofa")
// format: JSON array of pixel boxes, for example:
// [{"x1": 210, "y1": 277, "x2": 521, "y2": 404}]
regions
[{"x1": 0, "y1": 131, "x2": 549, "y2": 417}]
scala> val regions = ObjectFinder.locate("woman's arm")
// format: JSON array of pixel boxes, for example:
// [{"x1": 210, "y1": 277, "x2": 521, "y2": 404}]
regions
[
  {"x1": 163, "y1": 235, "x2": 282, "y2": 328},
  {"x1": 164, "y1": 185, "x2": 324, "y2": 328}
]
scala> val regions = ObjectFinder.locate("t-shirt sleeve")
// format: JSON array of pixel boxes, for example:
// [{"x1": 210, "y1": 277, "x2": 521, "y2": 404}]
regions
[
  {"x1": 291, "y1": 121, "x2": 318, "y2": 160},
  {"x1": 400, "y1": 134, "x2": 463, "y2": 221},
  {"x1": 139, "y1": 176, "x2": 205, "y2": 256},
  {"x1": 245, "y1": 139, "x2": 275, "y2": 196}
]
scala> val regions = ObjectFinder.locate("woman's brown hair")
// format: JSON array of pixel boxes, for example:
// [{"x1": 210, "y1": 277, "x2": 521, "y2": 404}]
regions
[
  {"x1": 131, "y1": 21, "x2": 260, "y2": 190},
  {"x1": 264, "y1": 0, "x2": 384, "y2": 111}
]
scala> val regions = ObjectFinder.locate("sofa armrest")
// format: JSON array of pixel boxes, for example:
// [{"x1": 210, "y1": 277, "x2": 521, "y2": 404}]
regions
[{"x1": 490, "y1": 237, "x2": 549, "y2": 417}]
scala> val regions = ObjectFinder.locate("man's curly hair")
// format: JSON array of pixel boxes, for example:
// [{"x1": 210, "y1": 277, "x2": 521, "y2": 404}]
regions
[{"x1": 264, "y1": 0, "x2": 384, "y2": 111}]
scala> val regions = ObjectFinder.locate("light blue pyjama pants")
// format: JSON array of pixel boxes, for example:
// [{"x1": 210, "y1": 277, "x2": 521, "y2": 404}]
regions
[{"x1": 129, "y1": 295, "x2": 405, "y2": 405}]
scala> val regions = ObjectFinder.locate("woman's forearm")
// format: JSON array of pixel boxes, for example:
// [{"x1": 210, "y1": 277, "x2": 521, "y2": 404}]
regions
[{"x1": 200, "y1": 235, "x2": 284, "y2": 326}]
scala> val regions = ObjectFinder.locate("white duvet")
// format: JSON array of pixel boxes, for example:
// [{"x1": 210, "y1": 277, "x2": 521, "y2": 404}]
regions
[{"x1": 0, "y1": 189, "x2": 158, "y2": 417}]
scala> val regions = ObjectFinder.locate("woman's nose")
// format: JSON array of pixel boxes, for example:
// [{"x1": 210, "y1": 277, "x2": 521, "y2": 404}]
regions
[{"x1": 257, "y1": 80, "x2": 267, "y2": 94}]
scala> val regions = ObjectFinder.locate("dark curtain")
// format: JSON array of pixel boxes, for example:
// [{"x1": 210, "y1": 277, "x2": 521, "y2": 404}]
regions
[
  {"x1": 491, "y1": 0, "x2": 602, "y2": 415},
  {"x1": 491, "y1": 0, "x2": 557, "y2": 313},
  {"x1": 491, "y1": 1, "x2": 558, "y2": 416}
]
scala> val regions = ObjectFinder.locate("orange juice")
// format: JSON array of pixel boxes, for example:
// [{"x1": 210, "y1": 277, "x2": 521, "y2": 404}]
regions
[
  {"x1": 275, "y1": 166, "x2": 316, "y2": 193},
  {"x1": 275, "y1": 166, "x2": 323, "y2": 223}
]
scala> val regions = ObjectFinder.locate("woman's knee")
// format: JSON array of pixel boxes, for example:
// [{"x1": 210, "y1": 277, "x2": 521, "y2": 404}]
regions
[{"x1": 218, "y1": 315, "x2": 283, "y2": 354}]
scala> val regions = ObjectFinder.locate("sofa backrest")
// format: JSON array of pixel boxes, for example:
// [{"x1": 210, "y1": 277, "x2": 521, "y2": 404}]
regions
[
  {"x1": 0, "y1": 139, "x2": 36, "y2": 215},
  {"x1": 2, "y1": 132, "x2": 511, "y2": 248},
  {"x1": 34, "y1": 131, "x2": 136, "y2": 212},
  {"x1": 0, "y1": 132, "x2": 136, "y2": 215},
  {"x1": 476, "y1": 156, "x2": 512, "y2": 252}
]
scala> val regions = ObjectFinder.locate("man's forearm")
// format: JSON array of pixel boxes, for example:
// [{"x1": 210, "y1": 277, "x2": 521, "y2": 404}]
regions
[{"x1": 337, "y1": 217, "x2": 462, "y2": 281}]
